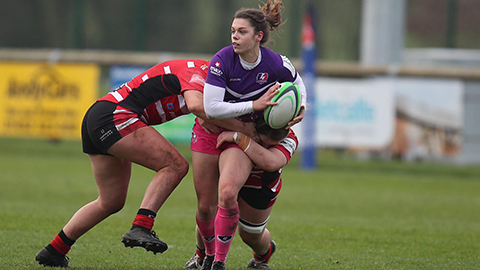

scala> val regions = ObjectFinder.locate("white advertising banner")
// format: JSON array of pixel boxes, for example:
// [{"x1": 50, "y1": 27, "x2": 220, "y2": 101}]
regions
[
  {"x1": 376, "y1": 77, "x2": 464, "y2": 160},
  {"x1": 293, "y1": 77, "x2": 395, "y2": 149}
]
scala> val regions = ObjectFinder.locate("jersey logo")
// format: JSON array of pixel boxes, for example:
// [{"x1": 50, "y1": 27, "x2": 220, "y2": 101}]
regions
[
  {"x1": 256, "y1": 72, "x2": 269, "y2": 84},
  {"x1": 163, "y1": 66, "x2": 171, "y2": 74},
  {"x1": 99, "y1": 129, "x2": 113, "y2": 142},
  {"x1": 191, "y1": 132, "x2": 198, "y2": 143},
  {"x1": 190, "y1": 74, "x2": 206, "y2": 86},
  {"x1": 210, "y1": 66, "x2": 223, "y2": 76},
  {"x1": 214, "y1": 61, "x2": 221, "y2": 68}
]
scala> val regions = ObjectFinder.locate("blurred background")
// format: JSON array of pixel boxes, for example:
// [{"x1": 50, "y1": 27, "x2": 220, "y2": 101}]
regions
[{"x1": 1, "y1": 0, "x2": 480, "y2": 166}]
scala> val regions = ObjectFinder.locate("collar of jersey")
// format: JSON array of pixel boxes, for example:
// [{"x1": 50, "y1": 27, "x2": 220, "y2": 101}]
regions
[{"x1": 239, "y1": 48, "x2": 262, "y2": 70}]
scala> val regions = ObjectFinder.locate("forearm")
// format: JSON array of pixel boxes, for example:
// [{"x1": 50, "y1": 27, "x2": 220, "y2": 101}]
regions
[
  {"x1": 232, "y1": 132, "x2": 286, "y2": 171},
  {"x1": 203, "y1": 83, "x2": 254, "y2": 119},
  {"x1": 184, "y1": 90, "x2": 258, "y2": 139},
  {"x1": 208, "y1": 119, "x2": 257, "y2": 138}
]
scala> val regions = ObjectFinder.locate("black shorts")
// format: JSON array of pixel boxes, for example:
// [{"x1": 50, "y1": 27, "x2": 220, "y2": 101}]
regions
[
  {"x1": 81, "y1": 101, "x2": 146, "y2": 155},
  {"x1": 238, "y1": 179, "x2": 282, "y2": 210}
]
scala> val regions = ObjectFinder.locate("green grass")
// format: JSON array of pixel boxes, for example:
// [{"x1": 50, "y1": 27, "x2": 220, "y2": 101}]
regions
[{"x1": 1, "y1": 138, "x2": 479, "y2": 269}]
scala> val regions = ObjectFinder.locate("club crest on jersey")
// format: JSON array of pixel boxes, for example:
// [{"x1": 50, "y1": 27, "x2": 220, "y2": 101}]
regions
[
  {"x1": 191, "y1": 132, "x2": 198, "y2": 143},
  {"x1": 256, "y1": 73, "x2": 269, "y2": 84}
]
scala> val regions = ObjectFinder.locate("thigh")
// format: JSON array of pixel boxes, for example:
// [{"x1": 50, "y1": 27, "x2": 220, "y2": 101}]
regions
[
  {"x1": 238, "y1": 196, "x2": 272, "y2": 224},
  {"x1": 192, "y1": 151, "x2": 219, "y2": 219},
  {"x1": 218, "y1": 148, "x2": 253, "y2": 198},
  {"x1": 108, "y1": 126, "x2": 185, "y2": 172},
  {"x1": 89, "y1": 154, "x2": 132, "y2": 202},
  {"x1": 192, "y1": 151, "x2": 219, "y2": 200}
]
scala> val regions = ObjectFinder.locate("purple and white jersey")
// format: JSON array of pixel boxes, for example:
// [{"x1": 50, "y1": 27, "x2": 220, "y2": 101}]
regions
[
  {"x1": 207, "y1": 46, "x2": 297, "y2": 102},
  {"x1": 203, "y1": 45, "x2": 305, "y2": 120}
]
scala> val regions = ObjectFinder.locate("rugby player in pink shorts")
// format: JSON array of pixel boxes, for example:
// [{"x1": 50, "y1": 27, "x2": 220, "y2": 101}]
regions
[{"x1": 189, "y1": 1, "x2": 307, "y2": 269}]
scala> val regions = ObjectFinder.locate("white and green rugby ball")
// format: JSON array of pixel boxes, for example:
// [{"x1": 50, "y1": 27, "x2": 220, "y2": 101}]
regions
[{"x1": 264, "y1": 82, "x2": 302, "y2": 129}]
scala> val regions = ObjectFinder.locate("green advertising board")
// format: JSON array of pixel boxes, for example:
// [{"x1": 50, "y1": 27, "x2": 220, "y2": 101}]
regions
[{"x1": 154, "y1": 114, "x2": 196, "y2": 144}]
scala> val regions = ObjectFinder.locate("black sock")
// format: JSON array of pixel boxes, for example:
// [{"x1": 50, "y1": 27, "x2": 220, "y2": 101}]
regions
[
  {"x1": 59, "y1": 230, "x2": 75, "y2": 246},
  {"x1": 137, "y1": 208, "x2": 156, "y2": 219}
]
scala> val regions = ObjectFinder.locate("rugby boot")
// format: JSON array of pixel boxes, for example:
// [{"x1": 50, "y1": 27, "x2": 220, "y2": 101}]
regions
[
  {"x1": 247, "y1": 240, "x2": 276, "y2": 269},
  {"x1": 121, "y1": 226, "x2": 168, "y2": 254},
  {"x1": 35, "y1": 244, "x2": 69, "y2": 267},
  {"x1": 184, "y1": 252, "x2": 204, "y2": 269},
  {"x1": 211, "y1": 261, "x2": 226, "y2": 270},
  {"x1": 201, "y1": 255, "x2": 215, "y2": 270}
]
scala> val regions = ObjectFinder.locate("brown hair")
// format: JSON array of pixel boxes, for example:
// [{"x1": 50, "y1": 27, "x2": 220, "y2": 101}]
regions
[
  {"x1": 255, "y1": 117, "x2": 290, "y2": 141},
  {"x1": 234, "y1": 0, "x2": 284, "y2": 45}
]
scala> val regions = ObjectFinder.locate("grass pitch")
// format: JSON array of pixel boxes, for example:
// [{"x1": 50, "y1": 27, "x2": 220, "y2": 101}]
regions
[{"x1": 0, "y1": 138, "x2": 479, "y2": 269}]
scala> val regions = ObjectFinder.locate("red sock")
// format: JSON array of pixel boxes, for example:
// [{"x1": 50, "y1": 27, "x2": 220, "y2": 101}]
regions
[
  {"x1": 196, "y1": 246, "x2": 206, "y2": 259},
  {"x1": 196, "y1": 214, "x2": 215, "y2": 255},
  {"x1": 50, "y1": 231, "x2": 74, "y2": 256},
  {"x1": 132, "y1": 214, "x2": 154, "y2": 230},
  {"x1": 254, "y1": 242, "x2": 274, "y2": 263},
  {"x1": 214, "y1": 204, "x2": 239, "y2": 263},
  {"x1": 132, "y1": 209, "x2": 156, "y2": 230}
]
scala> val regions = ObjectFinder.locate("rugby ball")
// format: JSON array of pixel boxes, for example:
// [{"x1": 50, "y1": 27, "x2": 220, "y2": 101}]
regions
[{"x1": 264, "y1": 82, "x2": 302, "y2": 129}]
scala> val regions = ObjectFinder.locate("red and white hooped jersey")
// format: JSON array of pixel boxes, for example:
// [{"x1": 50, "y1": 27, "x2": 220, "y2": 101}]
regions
[
  {"x1": 98, "y1": 59, "x2": 209, "y2": 126},
  {"x1": 243, "y1": 129, "x2": 298, "y2": 191}
]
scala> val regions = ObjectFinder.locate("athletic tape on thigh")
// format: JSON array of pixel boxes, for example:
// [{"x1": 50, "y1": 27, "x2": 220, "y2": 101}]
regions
[{"x1": 238, "y1": 217, "x2": 269, "y2": 234}]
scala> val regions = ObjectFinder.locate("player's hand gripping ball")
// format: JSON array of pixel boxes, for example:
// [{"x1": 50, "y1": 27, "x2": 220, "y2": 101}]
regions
[{"x1": 263, "y1": 82, "x2": 302, "y2": 129}]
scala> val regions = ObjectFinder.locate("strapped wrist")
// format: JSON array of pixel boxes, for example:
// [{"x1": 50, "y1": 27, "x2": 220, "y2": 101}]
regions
[{"x1": 233, "y1": 132, "x2": 251, "y2": 152}]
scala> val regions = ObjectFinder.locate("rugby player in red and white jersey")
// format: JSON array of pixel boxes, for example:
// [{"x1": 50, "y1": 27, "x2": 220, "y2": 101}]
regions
[
  {"x1": 35, "y1": 59, "x2": 257, "y2": 268},
  {"x1": 185, "y1": 118, "x2": 298, "y2": 269}
]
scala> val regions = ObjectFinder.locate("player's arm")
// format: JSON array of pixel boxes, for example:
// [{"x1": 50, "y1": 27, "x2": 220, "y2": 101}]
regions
[
  {"x1": 281, "y1": 54, "x2": 307, "y2": 110},
  {"x1": 184, "y1": 90, "x2": 258, "y2": 139},
  {"x1": 216, "y1": 131, "x2": 287, "y2": 172},
  {"x1": 281, "y1": 55, "x2": 307, "y2": 128},
  {"x1": 203, "y1": 83, "x2": 278, "y2": 119},
  {"x1": 286, "y1": 74, "x2": 307, "y2": 128},
  {"x1": 294, "y1": 73, "x2": 308, "y2": 110}
]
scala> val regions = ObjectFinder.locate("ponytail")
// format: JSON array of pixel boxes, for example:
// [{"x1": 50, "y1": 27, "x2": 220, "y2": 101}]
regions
[{"x1": 234, "y1": 0, "x2": 284, "y2": 45}]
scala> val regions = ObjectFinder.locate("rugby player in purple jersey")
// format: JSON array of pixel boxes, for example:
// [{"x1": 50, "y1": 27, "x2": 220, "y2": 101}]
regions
[{"x1": 189, "y1": 1, "x2": 307, "y2": 269}]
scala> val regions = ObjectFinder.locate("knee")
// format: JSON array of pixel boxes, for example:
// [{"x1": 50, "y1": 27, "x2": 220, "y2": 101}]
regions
[
  {"x1": 239, "y1": 229, "x2": 262, "y2": 246},
  {"x1": 196, "y1": 185, "x2": 219, "y2": 220},
  {"x1": 109, "y1": 205, "x2": 124, "y2": 215},
  {"x1": 99, "y1": 199, "x2": 125, "y2": 215},
  {"x1": 171, "y1": 158, "x2": 189, "y2": 186},
  {"x1": 170, "y1": 155, "x2": 189, "y2": 178},
  {"x1": 197, "y1": 203, "x2": 217, "y2": 221},
  {"x1": 158, "y1": 155, "x2": 189, "y2": 184},
  {"x1": 218, "y1": 187, "x2": 238, "y2": 207},
  {"x1": 176, "y1": 157, "x2": 189, "y2": 178}
]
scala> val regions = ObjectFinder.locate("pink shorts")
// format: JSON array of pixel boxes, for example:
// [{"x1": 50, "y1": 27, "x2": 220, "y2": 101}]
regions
[{"x1": 190, "y1": 118, "x2": 240, "y2": 155}]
